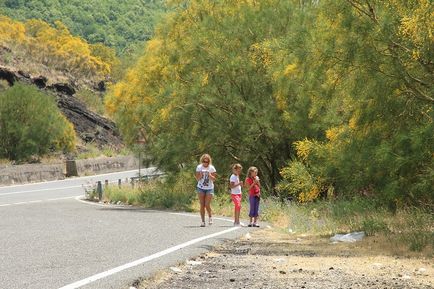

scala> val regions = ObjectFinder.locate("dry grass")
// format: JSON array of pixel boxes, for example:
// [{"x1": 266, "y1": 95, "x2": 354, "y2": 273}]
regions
[
  {"x1": 101, "y1": 176, "x2": 433, "y2": 257},
  {"x1": 209, "y1": 195, "x2": 433, "y2": 256}
]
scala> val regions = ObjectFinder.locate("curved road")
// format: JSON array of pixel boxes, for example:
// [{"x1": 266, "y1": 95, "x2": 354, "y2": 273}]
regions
[{"x1": 0, "y1": 169, "x2": 248, "y2": 289}]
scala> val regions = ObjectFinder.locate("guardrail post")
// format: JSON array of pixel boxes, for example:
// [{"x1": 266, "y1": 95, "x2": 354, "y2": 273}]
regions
[
  {"x1": 118, "y1": 179, "x2": 121, "y2": 188},
  {"x1": 104, "y1": 179, "x2": 109, "y2": 188},
  {"x1": 65, "y1": 160, "x2": 78, "y2": 177},
  {"x1": 97, "y1": 181, "x2": 103, "y2": 201}
]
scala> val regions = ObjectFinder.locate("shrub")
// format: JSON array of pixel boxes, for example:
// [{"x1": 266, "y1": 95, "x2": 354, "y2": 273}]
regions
[
  {"x1": 0, "y1": 83, "x2": 76, "y2": 161},
  {"x1": 277, "y1": 160, "x2": 322, "y2": 202}
]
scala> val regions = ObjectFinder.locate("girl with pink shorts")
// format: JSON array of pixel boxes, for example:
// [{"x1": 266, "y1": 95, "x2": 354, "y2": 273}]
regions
[{"x1": 229, "y1": 163, "x2": 243, "y2": 226}]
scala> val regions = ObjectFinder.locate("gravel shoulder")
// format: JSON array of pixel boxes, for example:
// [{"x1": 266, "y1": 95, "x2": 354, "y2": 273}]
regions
[{"x1": 137, "y1": 228, "x2": 433, "y2": 289}]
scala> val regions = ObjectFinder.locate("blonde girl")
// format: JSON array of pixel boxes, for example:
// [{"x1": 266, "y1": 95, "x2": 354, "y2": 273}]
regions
[
  {"x1": 195, "y1": 154, "x2": 216, "y2": 227},
  {"x1": 244, "y1": 166, "x2": 261, "y2": 227},
  {"x1": 229, "y1": 163, "x2": 243, "y2": 226}
]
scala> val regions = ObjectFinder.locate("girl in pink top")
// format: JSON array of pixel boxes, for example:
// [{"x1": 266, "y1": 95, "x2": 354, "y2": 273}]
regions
[{"x1": 245, "y1": 166, "x2": 260, "y2": 227}]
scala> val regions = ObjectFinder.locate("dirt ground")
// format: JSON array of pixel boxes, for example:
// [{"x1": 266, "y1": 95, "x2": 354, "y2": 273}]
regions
[{"x1": 137, "y1": 228, "x2": 433, "y2": 289}]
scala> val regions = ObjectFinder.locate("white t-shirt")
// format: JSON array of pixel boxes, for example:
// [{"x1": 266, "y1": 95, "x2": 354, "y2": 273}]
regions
[
  {"x1": 230, "y1": 174, "x2": 242, "y2": 195},
  {"x1": 196, "y1": 164, "x2": 216, "y2": 190}
]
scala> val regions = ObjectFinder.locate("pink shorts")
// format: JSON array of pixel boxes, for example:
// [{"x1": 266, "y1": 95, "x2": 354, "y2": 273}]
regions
[{"x1": 231, "y1": 194, "x2": 242, "y2": 210}]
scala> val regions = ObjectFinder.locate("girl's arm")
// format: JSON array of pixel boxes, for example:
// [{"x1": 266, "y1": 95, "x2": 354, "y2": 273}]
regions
[
  {"x1": 195, "y1": 171, "x2": 202, "y2": 181},
  {"x1": 210, "y1": 172, "x2": 217, "y2": 182},
  {"x1": 244, "y1": 178, "x2": 255, "y2": 190},
  {"x1": 230, "y1": 180, "x2": 243, "y2": 188}
]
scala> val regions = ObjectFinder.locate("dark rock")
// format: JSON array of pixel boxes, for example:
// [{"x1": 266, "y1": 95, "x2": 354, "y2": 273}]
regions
[
  {"x1": 230, "y1": 278, "x2": 235, "y2": 282},
  {"x1": 57, "y1": 95, "x2": 122, "y2": 147},
  {"x1": 49, "y1": 82, "x2": 76, "y2": 96},
  {"x1": 0, "y1": 67, "x2": 17, "y2": 85},
  {"x1": 32, "y1": 76, "x2": 48, "y2": 88},
  {"x1": 96, "y1": 81, "x2": 105, "y2": 92},
  {"x1": 18, "y1": 70, "x2": 30, "y2": 78}
]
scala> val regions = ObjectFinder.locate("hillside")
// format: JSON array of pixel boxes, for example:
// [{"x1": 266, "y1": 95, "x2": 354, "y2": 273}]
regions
[
  {"x1": 0, "y1": 17, "x2": 123, "y2": 153},
  {"x1": 0, "y1": 0, "x2": 166, "y2": 52}
]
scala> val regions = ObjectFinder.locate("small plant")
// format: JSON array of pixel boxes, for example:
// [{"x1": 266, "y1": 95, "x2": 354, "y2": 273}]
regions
[
  {"x1": 362, "y1": 218, "x2": 389, "y2": 236},
  {"x1": 75, "y1": 89, "x2": 105, "y2": 115},
  {"x1": 83, "y1": 182, "x2": 98, "y2": 201},
  {"x1": 0, "y1": 83, "x2": 76, "y2": 161}
]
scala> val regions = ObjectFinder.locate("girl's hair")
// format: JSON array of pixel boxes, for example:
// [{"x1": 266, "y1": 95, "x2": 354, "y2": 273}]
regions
[
  {"x1": 232, "y1": 163, "x2": 242, "y2": 170},
  {"x1": 199, "y1": 154, "x2": 212, "y2": 164},
  {"x1": 247, "y1": 166, "x2": 258, "y2": 177}
]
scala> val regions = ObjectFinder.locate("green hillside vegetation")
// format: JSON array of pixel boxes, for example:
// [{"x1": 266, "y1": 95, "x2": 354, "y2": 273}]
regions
[
  {"x1": 0, "y1": 83, "x2": 76, "y2": 161},
  {"x1": 107, "y1": 0, "x2": 433, "y2": 207},
  {"x1": 0, "y1": 0, "x2": 166, "y2": 52},
  {"x1": 0, "y1": 15, "x2": 118, "y2": 86}
]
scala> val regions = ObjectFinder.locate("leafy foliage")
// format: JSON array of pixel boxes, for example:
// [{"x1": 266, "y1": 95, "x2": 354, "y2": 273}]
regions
[
  {"x1": 0, "y1": 16, "x2": 118, "y2": 81},
  {"x1": 107, "y1": 0, "x2": 300, "y2": 192},
  {"x1": 279, "y1": 0, "x2": 434, "y2": 205},
  {"x1": 0, "y1": 0, "x2": 166, "y2": 52},
  {"x1": 0, "y1": 83, "x2": 76, "y2": 161},
  {"x1": 108, "y1": 0, "x2": 433, "y2": 205}
]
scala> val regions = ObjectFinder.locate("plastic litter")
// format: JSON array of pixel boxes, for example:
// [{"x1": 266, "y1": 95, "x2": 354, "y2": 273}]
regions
[
  {"x1": 186, "y1": 260, "x2": 202, "y2": 266},
  {"x1": 330, "y1": 231, "x2": 365, "y2": 243},
  {"x1": 415, "y1": 268, "x2": 427, "y2": 275},
  {"x1": 170, "y1": 267, "x2": 182, "y2": 273}
]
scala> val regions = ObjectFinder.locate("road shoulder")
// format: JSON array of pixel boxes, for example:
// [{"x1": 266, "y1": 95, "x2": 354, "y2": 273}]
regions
[{"x1": 136, "y1": 228, "x2": 433, "y2": 289}]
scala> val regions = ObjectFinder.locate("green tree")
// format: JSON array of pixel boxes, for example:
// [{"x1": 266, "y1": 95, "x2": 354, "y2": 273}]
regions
[
  {"x1": 0, "y1": 84, "x2": 76, "y2": 161},
  {"x1": 0, "y1": 0, "x2": 166, "y2": 52},
  {"x1": 107, "y1": 0, "x2": 306, "y2": 191},
  {"x1": 108, "y1": 0, "x2": 433, "y2": 205},
  {"x1": 277, "y1": 0, "x2": 433, "y2": 205}
]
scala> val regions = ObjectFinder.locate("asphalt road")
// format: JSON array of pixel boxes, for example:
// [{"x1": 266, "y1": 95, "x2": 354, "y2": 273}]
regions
[{"x1": 0, "y1": 169, "x2": 248, "y2": 289}]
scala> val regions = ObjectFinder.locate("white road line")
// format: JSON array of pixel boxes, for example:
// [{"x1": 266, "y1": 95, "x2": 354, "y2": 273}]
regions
[
  {"x1": 0, "y1": 185, "x2": 83, "y2": 196},
  {"x1": 27, "y1": 200, "x2": 43, "y2": 203},
  {"x1": 46, "y1": 196, "x2": 81, "y2": 202},
  {"x1": 74, "y1": 196, "x2": 126, "y2": 208},
  {"x1": 0, "y1": 180, "x2": 122, "y2": 196},
  {"x1": 0, "y1": 196, "x2": 80, "y2": 207},
  {"x1": 0, "y1": 169, "x2": 142, "y2": 189},
  {"x1": 58, "y1": 226, "x2": 241, "y2": 289}
]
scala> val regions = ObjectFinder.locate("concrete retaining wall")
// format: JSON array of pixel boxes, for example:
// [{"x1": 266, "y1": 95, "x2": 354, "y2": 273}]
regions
[
  {"x1": 75, "y1": 156, "x2": 139, "y2": 176},
  {"x1": 0, "y1": 156, "x2": 139, "y2": 186},
  {"x1": 0, "y1": 163, "x2": 65, "y2": 185}
]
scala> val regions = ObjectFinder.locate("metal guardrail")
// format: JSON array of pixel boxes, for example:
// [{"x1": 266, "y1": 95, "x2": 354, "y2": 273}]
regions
[{"x1": 85, "y1": 172, "x2": 166, "y2": 201}]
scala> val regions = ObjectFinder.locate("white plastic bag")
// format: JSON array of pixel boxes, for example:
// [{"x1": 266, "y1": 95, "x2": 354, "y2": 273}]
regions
[{"x1": 330, "y1": 231, "x2": 365, "y2": 243}]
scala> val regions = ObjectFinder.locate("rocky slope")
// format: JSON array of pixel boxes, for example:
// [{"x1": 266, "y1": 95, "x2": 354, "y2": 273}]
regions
[{"x1": 0, "y1": 65, "x2": 122, "y2": 148}]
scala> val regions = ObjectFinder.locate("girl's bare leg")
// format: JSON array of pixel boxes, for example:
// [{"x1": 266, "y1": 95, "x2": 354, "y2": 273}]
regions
[
  {"x1": 198, "y1": 193, "x2": 206, "y2": 222},
  {"x1": 205, "y1": 194, "x2": 213, "y2": 218}
]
